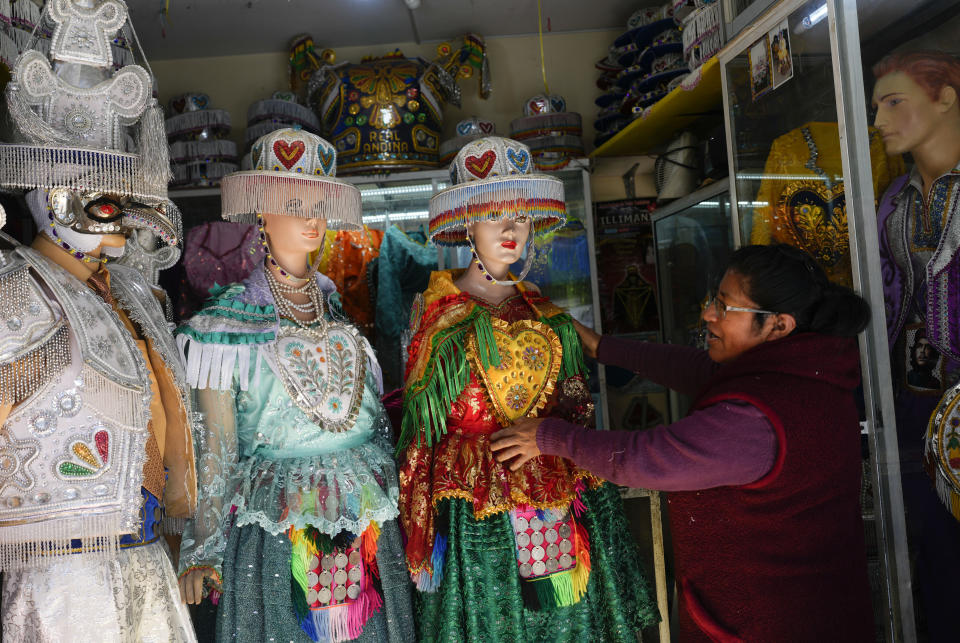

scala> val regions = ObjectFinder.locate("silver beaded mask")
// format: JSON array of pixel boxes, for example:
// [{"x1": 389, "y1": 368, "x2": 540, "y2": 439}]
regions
[{"x1": 46, "y1": 187, "x2": 181, "y2": 247}]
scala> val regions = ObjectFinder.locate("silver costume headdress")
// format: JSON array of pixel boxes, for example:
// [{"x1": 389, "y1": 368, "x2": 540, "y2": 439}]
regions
[{"x1": 0, "y1": 0, "x2": 180, "y2": 248}]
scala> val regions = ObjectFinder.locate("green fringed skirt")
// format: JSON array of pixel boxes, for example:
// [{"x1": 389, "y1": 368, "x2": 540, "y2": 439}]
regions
[
  {"x1": 215, "y1": 519, "x2": 415, "y2": 642},
  {"x1": 417, "y1": 483, "x2": 660, "y2": 642}
]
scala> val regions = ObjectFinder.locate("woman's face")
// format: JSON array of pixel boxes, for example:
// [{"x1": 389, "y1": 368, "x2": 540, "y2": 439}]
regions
[
  {"x1": 262, "y1": 214, "x2": 326, "y2": 256},
  {"x1": 872, "y1": 71, "x2": 943, "y2": 156},
  {"x1": 469, "y1": 214, "x2": 532, "y2": 272},
  {"x1": 701, "y1": 270, "x2": 780, "y2": 363}
]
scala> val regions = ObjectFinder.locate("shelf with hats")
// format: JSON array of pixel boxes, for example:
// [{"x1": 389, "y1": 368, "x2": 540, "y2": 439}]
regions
[{"x1": 590, "y1": 55, "x2": 721, "y2": 158}]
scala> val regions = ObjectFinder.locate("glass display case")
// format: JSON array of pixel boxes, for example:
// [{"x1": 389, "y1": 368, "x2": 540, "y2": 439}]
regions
[
  {"x1": 652, "y1": 181, "x2": 734, "y2": 420},
  {"x1": 716, "y1": 0, "x2": 960, "y2": 639}
]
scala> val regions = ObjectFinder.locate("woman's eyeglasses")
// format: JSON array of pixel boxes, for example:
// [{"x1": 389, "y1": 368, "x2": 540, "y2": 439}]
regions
[{"x1": 704, "y1": 294, "x2": 777, "y2": 320}]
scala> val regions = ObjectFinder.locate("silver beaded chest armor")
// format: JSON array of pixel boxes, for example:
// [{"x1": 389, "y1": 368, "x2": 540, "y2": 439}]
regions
[{"x1": 0, "y1": 242, "x2": 188, "y2": 569}]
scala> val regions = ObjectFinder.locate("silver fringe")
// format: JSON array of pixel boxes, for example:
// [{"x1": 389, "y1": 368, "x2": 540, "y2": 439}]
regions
[
  {"x1": 164, "y1": 109, "x2": 232, "y2": 139},
  {"x1": 219, "y1": 171, "x2": 362, "y2": 229},
  {"x1": 0, "y1": 512, "x2": 123, "y2": 571},
  {"x1": 247, "y1": 98, "x2": 320, "y2": 131},
  {"x1": 0, "y1": 143, "x2": 168, "y2": 203},
  {"x1": 138, "y1": 99, "x2": 173, "y2": 191},
  {"x1": 0, "y1": 322, "x2": 70, "y2": 405}
]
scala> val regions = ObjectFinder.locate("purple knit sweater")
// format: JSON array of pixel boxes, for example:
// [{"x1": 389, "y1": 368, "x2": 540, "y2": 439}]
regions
[{"x1": 537, "y1": 336, "x2": 776, "y2": 490}]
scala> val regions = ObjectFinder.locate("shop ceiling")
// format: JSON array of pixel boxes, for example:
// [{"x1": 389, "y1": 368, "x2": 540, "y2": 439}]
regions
[{"x1": 128, "y1": 0, "x2": 655, "y2": 60}]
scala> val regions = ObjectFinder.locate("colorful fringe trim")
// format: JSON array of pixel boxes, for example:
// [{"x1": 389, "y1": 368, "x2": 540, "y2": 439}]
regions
[
  {"x1": 399, "y1": 306, "x2": 500, "y2": 452},
  {"x1": 412, "y1": 532, "x2": 448, "y2": 592},
  {"x1": 400, "y1": 305, "x2": 586, "y2": 454},
  {"x1": 288, "y1": 523, "x2": 383, "y2": 642}
]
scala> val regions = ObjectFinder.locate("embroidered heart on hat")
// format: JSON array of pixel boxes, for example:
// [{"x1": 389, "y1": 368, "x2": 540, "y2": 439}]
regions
[
  {"x1": 777, "y1": 180, "x2": 848, "y2": 268},
  {"x1": 506, "y1": 147, "x2": 530, "y2": 173},
  {"x1": 171, "y1": 97, "x2": 186, "y2": 114},
  {"x1": 457, "y1": 121, "x2": 474, "y2": 136},
  {"x1": 464, "y1": 150, "x2": 496, "y2": 179},
  {"x1": 191, "y1": 94, "x2": 209, "y2": 110},
  {"x1": 317, "y1": 144, "x2": 335, "y2": 175},
  {"x1": 274, "y1": 139, "x2": 306, "y2": 170},
  {"x1": 479, "y1": 121, "x2": 495, "y2": 134},
  {"x1": 467, "y1": 318, "x2": 562, "y2": 426}
]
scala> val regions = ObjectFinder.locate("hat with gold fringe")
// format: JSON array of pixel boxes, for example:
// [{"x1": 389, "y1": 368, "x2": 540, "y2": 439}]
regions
[
  {"x1": 428, "y1": 136, "x2": 565, "y2": 247},
  {"x1": 219, "y1": 126, "x2": 361, "y2": 229}
]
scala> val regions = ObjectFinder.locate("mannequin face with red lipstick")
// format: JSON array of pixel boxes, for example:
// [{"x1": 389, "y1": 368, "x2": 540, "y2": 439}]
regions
[
  {"x1": 261, "y1": 213, "x2": 326, "y2": 279},
  {"x1": 468, "y1": 214, "x2": 532, "y2": 280}
]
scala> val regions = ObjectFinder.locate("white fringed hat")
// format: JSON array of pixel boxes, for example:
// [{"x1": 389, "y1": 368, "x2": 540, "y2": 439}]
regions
[
  {"x1": 428, "y1": 136, "x2": 566, "y2": 247},
  {"x1": 219, "y1": 127, "x2": 361, "y2": 229}
]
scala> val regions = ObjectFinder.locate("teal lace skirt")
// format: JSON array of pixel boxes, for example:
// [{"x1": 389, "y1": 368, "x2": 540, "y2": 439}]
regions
[
  {"x1": 216, "y1": 519, "x2": 415, "y2": 642},
  {"x1": 416, "y1": 483, "x2": 660, "y2": 642}
]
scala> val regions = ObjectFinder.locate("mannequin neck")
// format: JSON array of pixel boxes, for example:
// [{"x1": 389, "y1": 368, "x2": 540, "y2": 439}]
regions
[
  {"x1": 31, "y1": 233, "x2": 105, "y2": 281},
  {"x1": 912, "y1": 112, "x2": 960, "y2": 198},
  {"x1": 454, "y1": 259, "x2": 518, "y2": 304},
  {"x1": 266, "y1": 244, "x2": 311, "y2": 282}
]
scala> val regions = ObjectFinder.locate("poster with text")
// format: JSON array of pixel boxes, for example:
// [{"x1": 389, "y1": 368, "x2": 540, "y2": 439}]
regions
[{"x1": 594, "y1": 199, "x2": 659, "y2": 335}]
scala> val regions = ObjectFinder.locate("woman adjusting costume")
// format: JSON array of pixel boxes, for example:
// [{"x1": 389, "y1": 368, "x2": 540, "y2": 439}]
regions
[
  {"x1": 491, "y1": 244, "x2": 876, "y2": 642},
  {"x1": 399, "y1": 137, "x2": 658, "y2": 641},
  {"x1": 176, "y1": 128, "x2": 414, "y2": 642}
]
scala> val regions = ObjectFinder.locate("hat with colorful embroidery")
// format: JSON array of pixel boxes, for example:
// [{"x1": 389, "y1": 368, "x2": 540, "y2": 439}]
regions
[
  {"x1": 428, "y1": 136, "x2": 565, "y2": 247},
  {"x1": 219, "y1": 126, "x2": 361, "y2": 228}
]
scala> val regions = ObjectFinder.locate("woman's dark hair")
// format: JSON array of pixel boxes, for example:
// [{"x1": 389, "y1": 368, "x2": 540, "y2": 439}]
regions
[{"x1": 724, "y1": 244, "x2": 870, "y2": 337}]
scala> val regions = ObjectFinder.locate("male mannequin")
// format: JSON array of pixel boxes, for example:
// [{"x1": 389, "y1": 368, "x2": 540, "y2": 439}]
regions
[{"x1": 874, "y1": 49, "x2": 960, "y2": 642}]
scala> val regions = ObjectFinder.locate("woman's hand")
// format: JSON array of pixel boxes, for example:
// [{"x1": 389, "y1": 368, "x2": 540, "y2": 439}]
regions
[
  {"x1": 490, "y1": 418, "x2": 545, "y2": 471},
  {"x1": 179, "y1": 568, "x2": 216, "y2": 605},
  {"x1": 572, "y1": 319, "x2": 601, "y2": 359}
]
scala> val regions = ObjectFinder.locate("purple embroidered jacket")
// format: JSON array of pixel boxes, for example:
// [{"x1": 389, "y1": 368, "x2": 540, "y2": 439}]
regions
[{"x1": 878, "y1": 163, "x2": 960, "y2": 361}]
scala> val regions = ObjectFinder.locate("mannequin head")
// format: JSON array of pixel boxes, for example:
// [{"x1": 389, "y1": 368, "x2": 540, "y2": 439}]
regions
[
  {"x1": 261, "y1": 213, "x2": 326, "y2": 278},
  {"x1": 872, "y1": 50, "x2": 960, "y2": 156},
  {"x1": 467, "y1": 214, "x2": 531, "y2": 280},
  {"x1": 26, "y1": 188, "x2": 126, "y2": 260}
]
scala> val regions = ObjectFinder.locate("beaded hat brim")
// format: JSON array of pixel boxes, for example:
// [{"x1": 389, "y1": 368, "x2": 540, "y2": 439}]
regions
[
  {"x1": 0, "y1": 144, "x2": 168, "y2": 204},
  {"x1": 428, "y1": 173, "x2": 566, "y2": 247},
  {"x1": 219, "y1": 170, "x2": 362, "y2": 229}
]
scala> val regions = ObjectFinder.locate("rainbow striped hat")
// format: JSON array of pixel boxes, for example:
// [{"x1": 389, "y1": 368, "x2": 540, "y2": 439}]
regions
[{"x1": 428, "y1": 136, "x2": 566, "y2": 246}]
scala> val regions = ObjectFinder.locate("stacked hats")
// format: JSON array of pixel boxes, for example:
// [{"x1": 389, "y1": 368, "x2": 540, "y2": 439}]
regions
[
  {"x1": 509, "y1": 94, "x2": 584, "y2": 171},
  {"x1": 594, "y1": 2, "x2": 689, "y2": 147},
  {"x1": 439, "y1": 116, "x2": 496, "y2": 165},
  {"x1": 165, "y1": 93, "x2": 238, "y2": 188},
  {"x1": 240, "y1": 91, "x2": 322, "y2": 169},
  {"x1": 1, "y1": 0, "x2": 134, "y2": 71}
]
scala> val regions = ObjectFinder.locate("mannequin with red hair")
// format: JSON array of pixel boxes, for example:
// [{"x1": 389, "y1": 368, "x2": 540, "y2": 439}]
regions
[{"x1": 873, "y1": 49, "x2": 960, "y2": 641}]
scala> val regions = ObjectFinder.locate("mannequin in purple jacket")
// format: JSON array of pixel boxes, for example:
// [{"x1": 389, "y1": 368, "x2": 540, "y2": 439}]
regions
[
  {"x1": 873, "y1": 50, "x2": 960, "y2": 642},
  {"x1": 491, "y1": 245, "x2": 875, "y2": 642}
]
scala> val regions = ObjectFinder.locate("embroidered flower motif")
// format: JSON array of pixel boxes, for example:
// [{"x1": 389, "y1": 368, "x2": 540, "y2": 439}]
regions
[
  {"x1": 493, "y1": 349, "x2": 514, "y2": 371},
  {"x1": 505, "y1": 384, "x2": 529, "y2": 411},
  {"x1": 328, "y1": 397, "x2": 342, "y2": 413},
  {"x1": 522, "y1": 346, "x2": 545, "y2": 370}
]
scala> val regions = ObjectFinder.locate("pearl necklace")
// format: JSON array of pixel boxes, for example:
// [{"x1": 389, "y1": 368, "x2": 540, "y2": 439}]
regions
[
  {"x1": 266, "y1": 266, "x2": 326, "y2": 330},
  {"x1": 45, "y1": 206, "x2": 107, "y2": 266}
]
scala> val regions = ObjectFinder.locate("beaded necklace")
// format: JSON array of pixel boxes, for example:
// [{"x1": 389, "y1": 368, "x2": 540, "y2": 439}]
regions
[{"x1": 44, "y1": 197, "x2": 108, "y2": 266}]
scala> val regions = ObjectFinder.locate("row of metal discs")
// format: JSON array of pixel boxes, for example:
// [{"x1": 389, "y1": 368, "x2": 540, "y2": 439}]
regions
[
  {"x1": 514, "y1": 516, "x2": 575, "y2": 578},
  {"x1": 306, "y1": 551, "x2": 363, "y2": 605}
]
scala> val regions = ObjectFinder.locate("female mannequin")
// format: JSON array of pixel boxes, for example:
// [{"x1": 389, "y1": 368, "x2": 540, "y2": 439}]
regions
[
  {"x1": 176, "y1": 128, "x2": 413, "y2": 643},
  {"x1": 873, "y1": 49, "x2": 960, "y2": 642},
  {"x1": 399, "y1": 137, "x2": 658, "y2": 641}
]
